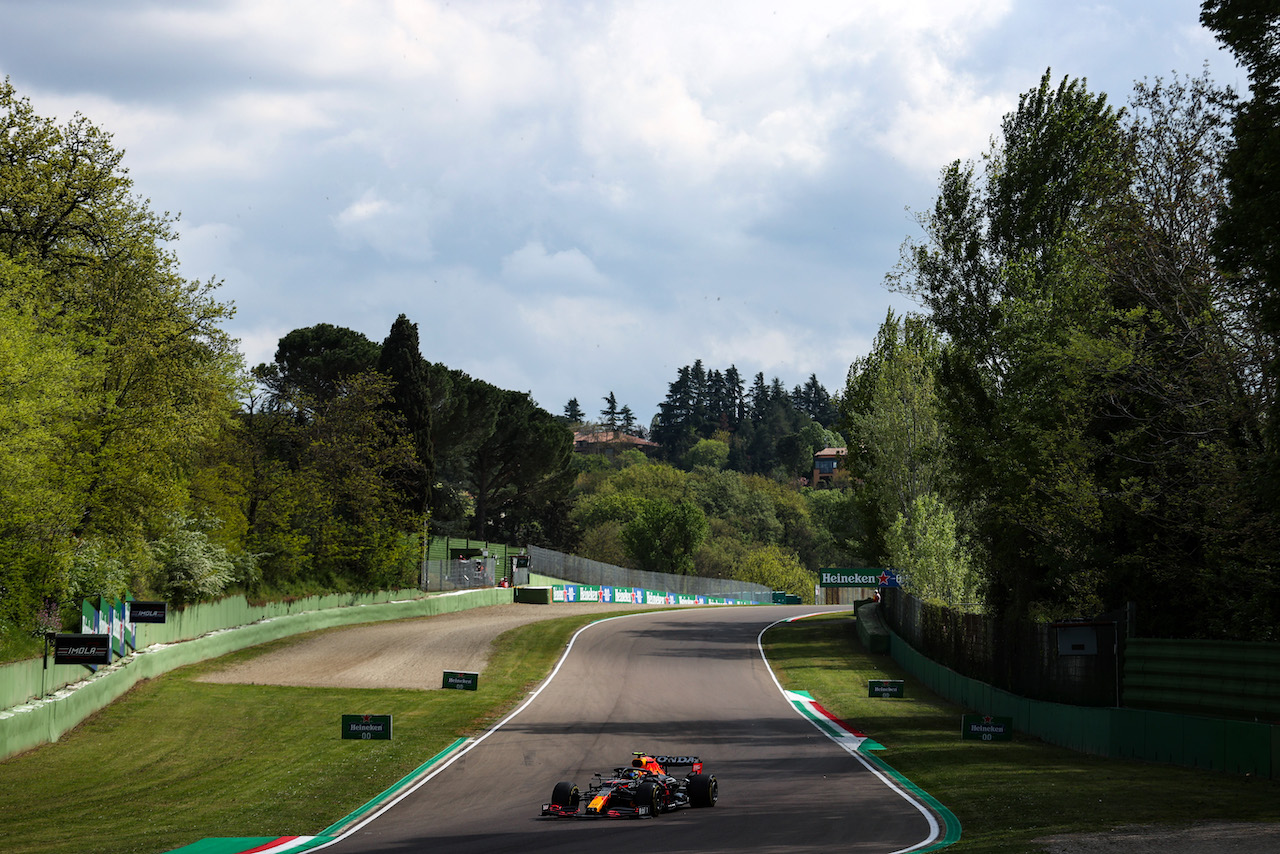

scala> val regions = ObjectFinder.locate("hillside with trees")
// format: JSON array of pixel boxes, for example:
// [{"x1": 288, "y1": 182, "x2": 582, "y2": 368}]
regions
[{"x1": 3, "y1": 2, "x2": 1278, "y2": 652}]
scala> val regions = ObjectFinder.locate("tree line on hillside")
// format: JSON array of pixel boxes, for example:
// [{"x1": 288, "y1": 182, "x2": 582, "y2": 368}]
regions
[
  {"x1": 242, "y1": 316, "x2": 577, "y2": 591},
  {"x1": 843, "y1": 4, "x2": 1280, "y2": 641},
  {"x1": 0, "y1": 77, "x2": 582, "y2": 636},
  {"x1": 568, "y1": 363, "x2": 843, "y2": 478},
  {"x1": 4, "y1": 0, "x2": 1277, "y2": 645},
  {"x1": 0, "y1": 66, "x2": 837, "y2": 636}
]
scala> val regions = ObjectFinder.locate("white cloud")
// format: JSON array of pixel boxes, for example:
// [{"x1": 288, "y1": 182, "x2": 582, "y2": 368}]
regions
[
  {"x1": 501, "y1": 241, "x2": 608, "y2": 289},
  {"x1": 332, "y1": 186, "x2": 446, "y2": 261},
  {"x1": 0, "y1": 0, "x2": 1238, "y2": 420}
]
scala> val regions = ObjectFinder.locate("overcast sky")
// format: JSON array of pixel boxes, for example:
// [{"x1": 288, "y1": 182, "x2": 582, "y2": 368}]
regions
[{"x1": 0, "y1": 1, "x2": 1243, "y2": 425}]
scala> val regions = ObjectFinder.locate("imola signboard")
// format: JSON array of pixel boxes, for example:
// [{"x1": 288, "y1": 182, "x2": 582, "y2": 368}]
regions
[
  {"x1": 128, "y1": 601, "x2": 168, "y2": 623},
  {"x1": 868, "y1": 679, "x2": 905, "y2": 698},
  {"x1": 52, "y1": 633, "x2": 112, "y2": 665},
  {"x1": 819, "y1": 569, "x2": 900, "y2": 588},
  {"x1": 341, "y1": 714, "x2": 392, "y2": 740}
]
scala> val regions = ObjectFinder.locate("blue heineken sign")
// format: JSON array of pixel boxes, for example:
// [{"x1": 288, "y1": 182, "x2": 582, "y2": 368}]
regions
[{"x1": 819, "y1": 568, "x2": 900, "y2": 588}]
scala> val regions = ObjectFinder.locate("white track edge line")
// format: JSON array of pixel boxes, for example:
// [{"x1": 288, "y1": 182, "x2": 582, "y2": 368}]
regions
[
  {"x1": 304, "y1": 612, "x2": 645, "y2": 851},
  {"x1": 757, "y1": 612, "x2": 943, "y2": 854}
]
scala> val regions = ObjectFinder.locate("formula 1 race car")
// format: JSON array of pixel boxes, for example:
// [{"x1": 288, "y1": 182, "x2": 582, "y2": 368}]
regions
[{"x1": 541, "y1": 753, "x2": 718, "y2": 818}]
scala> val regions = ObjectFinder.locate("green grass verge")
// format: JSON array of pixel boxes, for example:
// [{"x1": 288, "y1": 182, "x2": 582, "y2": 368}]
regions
[
  {"x1": 0, "y1": 611, "x2": 621, "y2": 854},
  {"x1": 762, "y1": 613, "x2": 1280, "y2": 853}
]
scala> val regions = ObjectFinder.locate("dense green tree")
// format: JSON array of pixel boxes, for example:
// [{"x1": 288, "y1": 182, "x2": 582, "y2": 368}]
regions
[
  {"x1": 803, "y1": 487, "x2": 870, "y2": 568},
  {"x1": 618, "y1": 404, "x2": 638, "y2": 436},
  {"x1": 563, "y1": 397, "x2": 585, "y2": 423},
  {"x1": 1201, "y1": 0, "x2": 1280, "y2": 499},
  {"x1": 891, "y1": 71, "x2": 1134, "y2": 620},
  {"x1": 792, "y1": 374, "x2": 839, "y2": 426},
  {"x1": 732, "y1": 544, "x2": 817, "y2": 603},
  {"x1": 842, "y1": 311, "x2": 952, "y2": 563},
  {"x1": 885, "y1": 493, "x2": 975, "y2": 605},
  {"x1": 468, "y1": 389, "x2": 575, "y2": 543},
  {"x1": 277, "y1": 372, "x2": 420, "y2": 588},
  {"x1": 620, "y1": 498, "x2": 709, "y2": 574},
  {"x1": 259, "y1": 324, "x2": 380, "y2": 408},
  {"x1": 684, "y1": 437, "x2": 730, "y2": 470},
  {"x1": 0, "y1": 79, "x2": 242, "y2": 627},
  {"x1": 1092, "y1": 70, "x2": 1278, "y2": 636},
  {"x1": 886, "y1": 64, "x2": 1279, "y2": 636},
  {"x1": 601, "y1": 392, "x2": 620, "y2": 431},
  {"x1": 0, "y1": 260, "x2": 92, "y2": 622},
  {"x1": 377, "y1": 314, "x2": 433, "y2": 514}
]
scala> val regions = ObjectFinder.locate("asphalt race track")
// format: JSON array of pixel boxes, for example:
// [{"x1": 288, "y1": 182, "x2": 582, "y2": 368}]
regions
[{"x1": 318, "y1": 605, "x2": 942, "y2": 854}]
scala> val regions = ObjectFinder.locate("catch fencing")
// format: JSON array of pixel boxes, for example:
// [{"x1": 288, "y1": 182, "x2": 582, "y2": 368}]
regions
[
  {"x1": 526, "y1": 546, "x2": 773, "y2": 604},
  {"x1": 420, "y1": 557, "x2": 496, "y2": 591},
  {"x1": 879, "y1": 586, "x2": 1123, "y2": 707}
]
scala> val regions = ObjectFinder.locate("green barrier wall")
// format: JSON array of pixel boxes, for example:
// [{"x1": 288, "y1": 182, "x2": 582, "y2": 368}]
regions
[
  {"x1": 0, "y1": 588, "x2": 512, "y2": 761},
  {"x1": 887, "y1": 622, "x2": 1277, "y2": 779},
  {"x1": 1124, "y1": 637, "x2": 1280, "y2": 721},
  {"x1": 0, "y1": 588, "x2": 431, "y2": 710},
  {"x1": 855, "y1": 601, "x2": 890, "y2": 654}
]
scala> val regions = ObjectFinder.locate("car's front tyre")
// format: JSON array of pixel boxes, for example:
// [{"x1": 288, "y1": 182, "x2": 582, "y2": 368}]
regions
[{"x1": 550, "y1": 781, "x2": 580, "y2": 811}]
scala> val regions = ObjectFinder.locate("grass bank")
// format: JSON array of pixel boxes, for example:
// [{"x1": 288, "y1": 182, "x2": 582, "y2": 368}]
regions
[
  {"x1": 761, "y1": 613, "x2": 1280, "y2": 853},
  {"x1": 0, "y1": 611, "x2": 614, "y2": 854},
  {"x1": 5, "y1": 608, "x2": 1277, "y2": 854}
]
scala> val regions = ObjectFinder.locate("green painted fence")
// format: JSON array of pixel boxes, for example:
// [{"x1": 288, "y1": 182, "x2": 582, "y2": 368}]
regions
[
  {"x1": 885, "y1": 622, "x2": 1278, "y2": 779},
  {"x1": 0, "y1": 588, "x2": 513, "y2": 761},
  {"x1": 1124, "y1": 637, "x2": 1280, "y2": 722},
  {"x1": 1, "y1": 588, "x2": 433, "y2": 711}
]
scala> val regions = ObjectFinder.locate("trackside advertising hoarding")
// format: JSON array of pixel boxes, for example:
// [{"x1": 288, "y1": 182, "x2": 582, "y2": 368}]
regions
[
  {"x1": 341, "y1": 714, "x2": 392, "y2": 740},
  {"x1": 52, "y1": 633, "x2": 112, "y2": 665},
  {"x1": 549, "y1": 585, "x2": 743, "y2": 605},
  {"x1": 818, "y1": 569, "x2": 900, "y2": 588}
]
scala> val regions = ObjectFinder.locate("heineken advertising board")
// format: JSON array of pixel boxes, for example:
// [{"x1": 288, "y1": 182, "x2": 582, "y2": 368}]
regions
[
  {"x1": 962, "y1": 714, "x2": 1012, "y2": 742},
  {"x1": 443, "y1": 670, "x2": 479, "y2": 691},
  {"x1": 868, "y1": 679, "x2": 905, "y2": 698},
  {"x1": 819, "y1": 568, "x2": 900, "y2": 588},
  {"x1": 341, "y1": 714, "x2": 392, "y2": 740}
]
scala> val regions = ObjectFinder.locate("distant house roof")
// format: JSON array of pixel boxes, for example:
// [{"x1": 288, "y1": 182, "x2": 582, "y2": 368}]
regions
[
  {"x1": 573, "y1": 430, "x2": 658, "y2": 450},
  {"x1": 814, "y1": 447, "x2": 847, "y2": 459}
]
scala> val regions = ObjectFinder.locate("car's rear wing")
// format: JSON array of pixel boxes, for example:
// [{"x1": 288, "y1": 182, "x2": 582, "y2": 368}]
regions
[
  {"x1": 652, "y1": 754, "x2": 700, "y2": 766},
  {"x1": 652, "y1": 754, "x2": 703, "y2": 774}
]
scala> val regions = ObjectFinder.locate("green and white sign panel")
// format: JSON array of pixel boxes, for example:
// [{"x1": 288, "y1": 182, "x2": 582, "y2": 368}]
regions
[
  {"x1": 443, "y1": 670, "x2": 479, "y2": 691},
  {"x1": 962, "y1": 714, "x2": 1012, "y2": 742},
  {"x1": 868, "y1": 679, "x2": 905, "y2": 698},
  {"x1": 342, "y1": 714, "x2": 392, "y2": 740}
]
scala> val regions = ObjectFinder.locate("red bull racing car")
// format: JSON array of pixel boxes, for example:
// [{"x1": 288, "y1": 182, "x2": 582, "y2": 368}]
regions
[{"x1": 541, "y1": 753, "x2": 718, "y2": 818}]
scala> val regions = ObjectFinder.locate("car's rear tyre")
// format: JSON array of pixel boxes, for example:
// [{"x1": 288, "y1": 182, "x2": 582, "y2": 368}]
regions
[
  {"x1": 551, "y1": 781, "x2": 580, "y2": 809},
  {"x1": 688, "y1": 773, "x2": 718, "y2": 807},
  {"x1": 634, "y1": 779, "x2": 661, "y2": 817}
]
